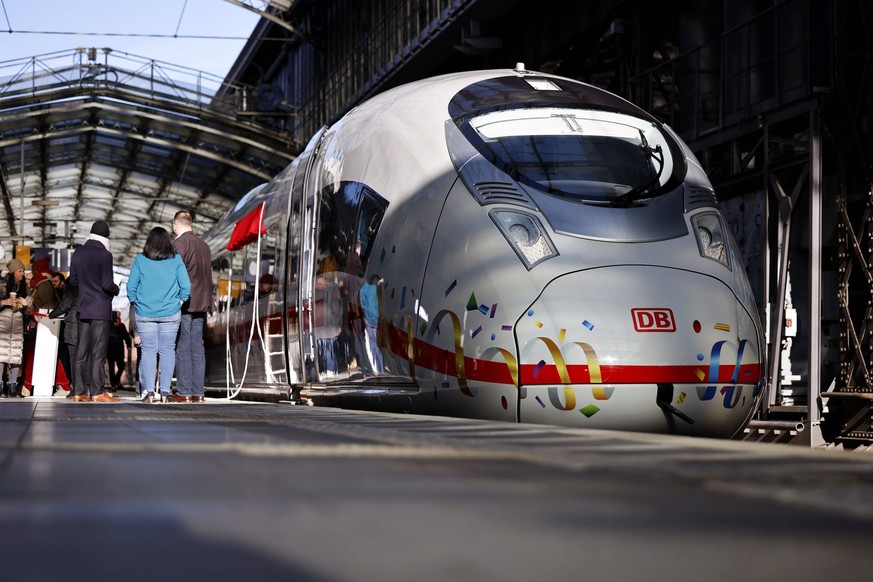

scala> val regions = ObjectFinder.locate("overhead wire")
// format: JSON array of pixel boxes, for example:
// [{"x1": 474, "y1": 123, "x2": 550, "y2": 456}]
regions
[
  {"x1": 174, "y1": 0, "x2": 189, "y2": 38},
  {"x1": 4, "y1": 30, "x2": 251, "y2": 40},
  {"x1": 0, "y1": 30, "x2": 291, "y2": 42},
  {"x1": 0, "y1": 0, "x2": 10, "y2": 32}
]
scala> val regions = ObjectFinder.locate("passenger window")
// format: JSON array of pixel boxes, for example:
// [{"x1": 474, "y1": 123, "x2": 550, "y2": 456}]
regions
[
  {"x1": 241, "y1": 225, "x2": 278, "y2": 303},
  {"x1": 213, "y1": 257, "x2": 243, "y2": 313}
]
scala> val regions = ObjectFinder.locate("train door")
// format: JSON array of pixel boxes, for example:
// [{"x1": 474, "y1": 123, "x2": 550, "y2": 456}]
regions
[
  {"x1": 252, "y1": 212, "x2": 285, "y2": 384},
  {"x1": 284, "y1": 188, "x2": 304, "y2": 385},
  {"x1": 222, "y1": 202, "x2": 283, "y2": 387},
  {"x1": 308, "y1": 182, "x2": 387, "y2": 383},
  {"x1": 291, "y1": 128, "x2": 327, "y2": 384}
]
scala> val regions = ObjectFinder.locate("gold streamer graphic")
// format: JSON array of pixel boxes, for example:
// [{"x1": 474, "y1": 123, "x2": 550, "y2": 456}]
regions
[
  {"x1": 533, "y1": 337, "x2": 575, "y2": 409},
  {"x1": 573, "y1": 342, "x2": 602, "y2": 383},
  {"x1": 404, "y1": 314, "x2": 417, "y2": 382},
  {"x1": 535, "y1": 337, "x2": 571, "y2": 383},
  {"x1": 591, "y1": 387, "x2": 613, "y2": 400},
  {"x1": 426, "y1": 310, "x2": 473, "y2": 396},
  {"x1": 482, "y1": 347, "x2": 519, "y2": 389}
]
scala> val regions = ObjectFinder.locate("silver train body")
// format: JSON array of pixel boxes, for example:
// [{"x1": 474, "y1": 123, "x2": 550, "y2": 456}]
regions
[{"x1": 202, "y1": 67, "x2": 765, "y2": 438}]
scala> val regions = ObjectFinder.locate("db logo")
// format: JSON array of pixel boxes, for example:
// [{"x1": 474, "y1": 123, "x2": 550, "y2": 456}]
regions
[{"x1": 632, "y1": 308, "x2": 676, "y2": 332}]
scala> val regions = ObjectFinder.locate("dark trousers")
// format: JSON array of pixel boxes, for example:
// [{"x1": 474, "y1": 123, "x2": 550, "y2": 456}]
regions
[
  {"x1": 66, "y1": 342, "x2": 77, "y2": 391},
  {"x1": 75, "y1": 318, "x2": 110, "y2": 396},
  {"x1": 107, "y1": 348, "x2": 125, "y2": 387}
]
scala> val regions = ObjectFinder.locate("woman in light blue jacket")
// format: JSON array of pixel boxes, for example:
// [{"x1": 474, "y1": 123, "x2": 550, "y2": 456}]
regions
[{"x1": 127, "y1": 227, "x2": 190, "y2": 403}]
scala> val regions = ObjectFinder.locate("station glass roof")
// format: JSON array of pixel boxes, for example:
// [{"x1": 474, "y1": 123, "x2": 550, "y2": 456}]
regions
[{"x1": 0, "y1": 48, "x2": 296, "y2": 269}]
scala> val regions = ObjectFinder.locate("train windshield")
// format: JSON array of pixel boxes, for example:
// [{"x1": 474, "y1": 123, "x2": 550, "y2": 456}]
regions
[{"x1": 469, "y1": 108, "x2": 677, "y2": 205}]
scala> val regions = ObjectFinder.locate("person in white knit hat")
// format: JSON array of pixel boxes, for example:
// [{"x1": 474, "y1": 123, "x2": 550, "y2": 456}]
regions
[{"x1": 68, "y1": 220, "x2": 120, "y2": 403}]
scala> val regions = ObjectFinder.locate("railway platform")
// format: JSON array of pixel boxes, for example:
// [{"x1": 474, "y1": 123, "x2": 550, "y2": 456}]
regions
[{"x1": 0, "y1": 394, "x2": 871, "y2": 581}]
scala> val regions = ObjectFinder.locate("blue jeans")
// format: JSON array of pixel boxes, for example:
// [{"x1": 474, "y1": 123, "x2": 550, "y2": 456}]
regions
[
  {"x1": 137, "y1": 312, "x2": 181, "y2": 396},
  {"x1": 175, "y1": 312, "x2": 206, "y2": 397},
  {"x1": 363, "y1": 321, "x2": 384, "y2": 375}
]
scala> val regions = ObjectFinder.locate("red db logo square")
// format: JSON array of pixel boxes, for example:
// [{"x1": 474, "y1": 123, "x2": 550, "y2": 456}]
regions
[{"x1": 632, "y1": 308, "x2": 676, "y2": 332}]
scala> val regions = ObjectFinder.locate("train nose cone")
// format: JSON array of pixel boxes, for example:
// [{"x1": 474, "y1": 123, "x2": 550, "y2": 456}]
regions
[
  {"x1": 515, "y1": 266, "x2": 763, "y2": 436},
  {"x1": 516, "y1": 266, "x2": 762, "y2": 385}
]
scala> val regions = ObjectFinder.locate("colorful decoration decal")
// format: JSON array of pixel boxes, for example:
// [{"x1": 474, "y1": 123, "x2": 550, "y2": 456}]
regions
[
  {"x1": 580, "y1": 404, "x2": 600, "y2": 418},
  {"x1": 591, "y1": 386, "x2": 614, "y2": 400},
  {"x1": 548, "y1": 385, "x2": 576, "y2": 411},
  {"x1": 369, "y1": 264, "x2": 762, "y2": 421}
]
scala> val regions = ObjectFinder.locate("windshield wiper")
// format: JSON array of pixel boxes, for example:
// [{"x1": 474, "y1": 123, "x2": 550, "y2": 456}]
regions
[{"x1": 609, "y1": 131, "x2": 664, "y2": 208}]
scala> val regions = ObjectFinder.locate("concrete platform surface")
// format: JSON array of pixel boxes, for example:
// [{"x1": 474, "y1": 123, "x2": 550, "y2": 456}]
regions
[{"x1": 0, "y1": 396, "x2": 872, "y2": 581}]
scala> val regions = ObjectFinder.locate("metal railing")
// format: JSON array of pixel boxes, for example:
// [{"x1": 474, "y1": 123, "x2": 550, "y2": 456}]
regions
[{"x1": 0, "y1": 48, "x2": 259, "y2": 118}]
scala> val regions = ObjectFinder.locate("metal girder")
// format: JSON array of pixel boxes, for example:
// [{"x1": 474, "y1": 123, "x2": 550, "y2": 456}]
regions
[{"x1": 221, "y1": 0, "x2": 310, "y2": 42}]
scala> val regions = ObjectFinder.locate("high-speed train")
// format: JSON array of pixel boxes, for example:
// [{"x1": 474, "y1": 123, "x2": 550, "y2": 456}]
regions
[{"x1": 201, "y1": 64, "x2": 765, "y2": 438}]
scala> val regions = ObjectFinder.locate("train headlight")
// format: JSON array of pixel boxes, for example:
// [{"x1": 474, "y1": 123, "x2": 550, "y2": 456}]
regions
[
  {"x1": 692, "y1": 213, "x2": 730, "y2": 268},
  {"x1": 490, "y1": 210, "x2": 557, "y2": 269}
]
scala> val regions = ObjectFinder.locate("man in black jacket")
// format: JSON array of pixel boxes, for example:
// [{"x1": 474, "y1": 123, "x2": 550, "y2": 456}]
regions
[{"x1": 68, "y1": 220, "x2": 120, "y2": 402}]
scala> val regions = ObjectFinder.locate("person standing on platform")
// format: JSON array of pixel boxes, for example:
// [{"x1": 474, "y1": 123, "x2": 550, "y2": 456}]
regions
[
  {"x1": 172, "y1": 210, "x2": 212, "y2": 403},
  {"x1": 51, "y1": 272, "x2": 66, "y2": 296},
  {"x1": 128, "y1": 302, "x2": 141, "y2": 395},
  {"x1": 21, "y1": 266, "x2": 62, "y2": 397},
  {"x1": 68, "y1": 220, "x2": 120, "y2": 403},
  {"x1": 106, "y1": 311, "x2": 131, "y2": 391},
  {"x1": 127, "y1": 227, "x2": 190, "y2": 404},
  {"x1": 30, "y1": 268, "x2": 60, "y2": 310},
  {"x1": 50, "y1": 272, "x2": 72, "y2": 395},
  {"x1": 49, "y1": 276, "x2": 77, "y2": 398},
  {"x1": 0, "y1": 259, "x2": 31, "y2": 398}
]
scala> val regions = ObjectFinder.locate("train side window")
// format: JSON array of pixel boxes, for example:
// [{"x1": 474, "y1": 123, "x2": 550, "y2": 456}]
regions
[
  {"x1": 213, "y1": 257, "x2": 231, "y2": 313},
  {"x1": 241, "y1": 225, "x2": 278, "y2": 303},
  {"x1": 353, "y1": 191, "x2": 386, "y2": 273},
  {"x1": 235, "y1": 251, "x2": 249, "y2": 307},
  {"x1": 215, "y1": 255, "x2": 244, "y2": 310},
  {"x1": 315, "y1": 189, "x2": 342, "y2": 277}
]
